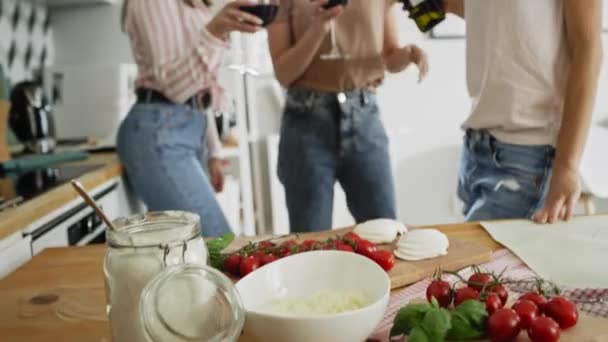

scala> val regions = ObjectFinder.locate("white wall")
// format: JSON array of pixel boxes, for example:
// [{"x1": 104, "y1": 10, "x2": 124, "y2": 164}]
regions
[
  {"x1": 51, "y1": 2, "x2": 133, "y2": 65},
  {"x1": 376, "y1": 12, "x2": 470, "y2": 225}
]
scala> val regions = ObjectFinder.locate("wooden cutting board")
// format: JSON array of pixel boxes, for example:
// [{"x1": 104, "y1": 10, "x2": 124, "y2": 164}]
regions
[{"x1": 228, "y1": 228, "x2": 493, "y2": 290}]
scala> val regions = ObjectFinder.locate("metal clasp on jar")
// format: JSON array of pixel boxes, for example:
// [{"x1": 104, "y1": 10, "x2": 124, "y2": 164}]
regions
[{"x1": 160, "y1": 241, "x2": 189, "y2": 267}]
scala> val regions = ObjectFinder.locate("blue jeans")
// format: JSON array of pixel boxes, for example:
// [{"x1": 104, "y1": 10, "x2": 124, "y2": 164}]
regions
[
  {"x1": 278, "y1": 88, "x2": 397, "y2": 233},
  {"x1": 458, "y1": 129, "x2": 555, "y2": 221},
  {"x1": 117, "y1": 103, "x2": 231, "y2": 237}
]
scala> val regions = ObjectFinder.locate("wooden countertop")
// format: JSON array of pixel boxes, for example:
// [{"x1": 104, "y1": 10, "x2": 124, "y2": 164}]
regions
[
  {"x1": 0, "y1": 222, "x2": 501, "y2": 342},
  {"x1": 0, "y1": 153, "x2": 122, "y2": 240}
]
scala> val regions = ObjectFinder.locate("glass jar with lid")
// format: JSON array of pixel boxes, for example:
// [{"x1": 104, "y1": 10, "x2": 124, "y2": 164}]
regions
[
  {"x1": 104, "y1": 211, "x2": 208, "y2": 342},
  {"x1": 140, "y1": 264, "x2": 245, "y2": 342}
]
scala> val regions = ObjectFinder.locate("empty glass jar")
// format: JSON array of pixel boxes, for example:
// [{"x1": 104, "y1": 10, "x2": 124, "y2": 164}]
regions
[{"x1": 140, "y1": 264, "x2": 245, "y2": 342}]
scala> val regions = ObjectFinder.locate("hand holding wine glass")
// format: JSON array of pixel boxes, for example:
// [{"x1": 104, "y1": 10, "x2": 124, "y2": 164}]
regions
[
  {"x1": 206, "y1": 0, "x2": 265, "y2": 39},
  {"x1": 315, "y1": 0, "x2": 350, "y2": 60},
  {"x1": 239, "y1": 0, "x2": 281, "y2": 27},
  {"x1": 310, "y1": 0, "x2": 344, "y2": 31}
]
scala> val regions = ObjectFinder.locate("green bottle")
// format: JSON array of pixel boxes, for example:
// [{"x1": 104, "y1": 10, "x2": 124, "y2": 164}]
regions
[{"x1": 401, "y1": 0, "x2": 446, "y2": 33}]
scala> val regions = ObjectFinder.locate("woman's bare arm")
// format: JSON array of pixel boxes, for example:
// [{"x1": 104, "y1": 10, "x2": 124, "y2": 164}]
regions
[
  {"x1": 383, "y1": 5, "x2": 429, "y2": 80},
  {"x1": 444, "y1": 0, "x2": 464, "y2": 18},
  {"x1": 267, "y1": 0, "x2": 342, "y2": 87}
]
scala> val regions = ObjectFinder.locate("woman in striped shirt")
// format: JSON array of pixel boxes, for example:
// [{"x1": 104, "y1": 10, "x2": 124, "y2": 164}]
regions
[{"x1": 118, "y1": 0, "x2": 262, "y2": 237}]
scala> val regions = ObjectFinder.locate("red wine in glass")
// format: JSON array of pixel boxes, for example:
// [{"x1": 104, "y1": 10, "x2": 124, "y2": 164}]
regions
[
  {"x1": 322, "y1": 0, "x2": 349, "y2": 9},
  {"x1": 239, "y1": 4, "x2": 279, "y2": 27}
]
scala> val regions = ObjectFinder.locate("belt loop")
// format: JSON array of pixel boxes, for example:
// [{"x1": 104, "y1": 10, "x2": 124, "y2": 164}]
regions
[
  {"x1": 488, "y1": 131, "x2": 496, "y2": 148},
  {"x1": 488, "y1": 132, "x2": 498, "y2": 155},
  {"x1": 306, "y1": 91, "x2": 315, "y2": 109},
  {"x1": 362, "y1": 91, "x2": 370, "y2": 106},
  {"x1": 466, "y1": 129, "x2": 474, "y2": 150},
  {"x1": 145, "y1": 89, "x2": 152, "y2": 103}
]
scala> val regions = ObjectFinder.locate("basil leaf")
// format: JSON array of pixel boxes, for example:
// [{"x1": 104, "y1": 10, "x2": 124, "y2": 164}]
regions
[
  {"x1": 209, "y1": 253, "x2": 228, "y2": 270},
  {"x1": 409, "y1": 326, "x2": 430, "y2": 342},
  {"x1": 455, "y1": 299, "x2": 488, "y2": 329},
  {"x1": 206, "y1": 233, "x2": 235, "y2": 254},
  {"x1": 447, "y1": 311, "x2": 485, "y2": 340},
  {"x1": 422, "y1": 307, "x2": 452, "y2": 342},
  {"x1": 206, "y1": 233, "x2": 235, "y2": 270},
  {"x1": 390, "y1": 303, "x2": 432, "y2": 336}
]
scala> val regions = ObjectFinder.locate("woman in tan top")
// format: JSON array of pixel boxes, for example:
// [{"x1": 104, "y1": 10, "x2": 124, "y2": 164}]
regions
[{"x1": 268, "y1": 0, "x2": 428, "y2": 232}]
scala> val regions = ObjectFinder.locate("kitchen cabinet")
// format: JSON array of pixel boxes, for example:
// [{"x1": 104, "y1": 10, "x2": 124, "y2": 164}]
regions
[{"x1": 0, "y1": 232, "x2": 31, "y2": 279}]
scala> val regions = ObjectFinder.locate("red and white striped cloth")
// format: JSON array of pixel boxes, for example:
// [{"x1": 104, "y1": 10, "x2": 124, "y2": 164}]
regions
[{"x1": 369, "y1": 249, "x2": 608, "y2": 341}]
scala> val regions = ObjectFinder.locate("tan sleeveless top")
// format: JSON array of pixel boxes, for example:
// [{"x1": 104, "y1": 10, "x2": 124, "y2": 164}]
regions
[{"x1": 275, "y1": 0, "x2": 393, "y2": 92}]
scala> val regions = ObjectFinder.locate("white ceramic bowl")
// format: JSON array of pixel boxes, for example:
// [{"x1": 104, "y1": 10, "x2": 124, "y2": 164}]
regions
[{"x1": 235, "y1": 251, "x2": 390, "y2": 342}]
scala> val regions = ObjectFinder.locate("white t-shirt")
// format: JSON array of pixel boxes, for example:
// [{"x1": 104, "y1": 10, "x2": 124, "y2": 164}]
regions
[{"x1": 463, "y1": 0, "x2": 570, "y2": 146}]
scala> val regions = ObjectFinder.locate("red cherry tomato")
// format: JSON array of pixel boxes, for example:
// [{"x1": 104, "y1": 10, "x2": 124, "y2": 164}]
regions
[
  {"x1": 512, "y1": 299, "x2": 539, "y2": 329},
  {"x1": 544, "y1": 296, "x2": 578, "y2": 329},
  {"x1": 518, "y1": 292, "x2": 547, "y2": 313},
  {"x1": 426, "y1": 280, "x2": 453, "y2": 307},
  {"x1": 239, "y1": 255, "x2": 260, "y2": 277},
  {"x1": 223, "y1": 254, "x2": 241, "y2": 276},
  {"x1": 370, "y1": 250, "x2": 395, "y2": 271},
  {"x1": 299, "y1": 239, "x2": 316, "y2": 251},
  {"x1": 257, "y1": 240, "x2": 275, "y2": 249},
  {"x1": 485, "y1": 293, "x2": 504, "y2": 315},
  {"x1": 310, "y1": 241, "x2": 326, "y2": 250},
  {"x1": 489, "y1": 284, "x2": 509, "y2": 306},
  {"x1": 280, "y1": 239, "x2": 297, "y2": 247},
  {"x1": 355, "y1": 240, "x2": 377, "y2": 258},
  {"x1": 342, "y1": 232, "x2": 362, "y2": 244},
  {"x1": 468, "y1": 273, "x2": 491, "y2": 291},
  {"x1": 454, "y1": 287, "x2": 480, "y2": 307},
  {"x1": 279, "y1": 239, "x2": 298, "y2": 255},
  {"x1": 336, "y1": 242, "x2": 354, "y2": 252},
  {"x1": 527, "y1": 316, "x2": 561, "y2": 342},
  {"x1": 487, "y1": 308, "x2": 522, "y2": 342},
  {"x1": 260, "y1": 253, "x2": 278, "y2": 266},
  {"x1": 251, "y1": 251, "x2": 266, "y2": 260}
]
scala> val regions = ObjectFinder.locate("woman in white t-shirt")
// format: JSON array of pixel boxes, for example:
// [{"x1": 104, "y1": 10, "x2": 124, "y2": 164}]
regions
[{"x1": 445, "y1": 0, "x2": 603, "y2": 223}]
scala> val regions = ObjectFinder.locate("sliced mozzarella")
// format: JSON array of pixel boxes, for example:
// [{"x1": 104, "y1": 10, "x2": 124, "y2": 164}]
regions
[
  {"x1": 393, "y1": 229, "x2": 450, "y2": 261},
  {"x1": 353, "y1": 219, "x2": 407, "y2": 244}
]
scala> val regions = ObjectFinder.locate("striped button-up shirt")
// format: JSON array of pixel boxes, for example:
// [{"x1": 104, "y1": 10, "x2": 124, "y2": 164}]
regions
[{"x1": 124, "y1": 0, "x2": 226, "y2": 157}]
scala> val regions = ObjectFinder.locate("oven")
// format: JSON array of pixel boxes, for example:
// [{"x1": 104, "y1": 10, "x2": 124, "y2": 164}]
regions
[{"x1": 25, "y1": 180, "x2": 119, "y2": 256}]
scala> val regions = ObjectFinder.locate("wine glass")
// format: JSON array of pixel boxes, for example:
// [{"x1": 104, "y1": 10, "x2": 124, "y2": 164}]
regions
[
  {"x1": 320, "y1": 0, "x2": 350, "y2": 60},
  {"x1": 239, "y1": 0, "x2": 280, "y2": 27}
]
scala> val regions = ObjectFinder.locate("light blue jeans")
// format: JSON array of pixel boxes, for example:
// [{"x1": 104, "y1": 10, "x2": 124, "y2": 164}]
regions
[
  {"x1": 278, "y1": 88, "x2": 397, "y2": 233},
  {"x1": 117, "y1": 102, "x2": 231, "y2": 237},
  {"x1": 458, "y1": 129, "x2": 555, "y2": 221}
]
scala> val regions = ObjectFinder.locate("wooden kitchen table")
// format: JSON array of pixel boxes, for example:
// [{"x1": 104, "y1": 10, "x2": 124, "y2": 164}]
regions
[{"x1": 0, "y1": 222, "x2": 502, "y2": 341}]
